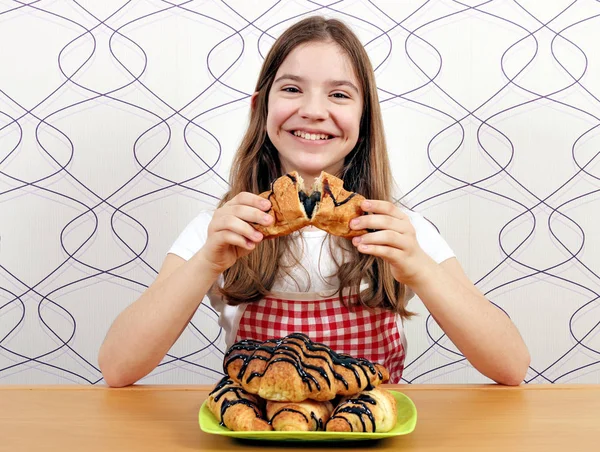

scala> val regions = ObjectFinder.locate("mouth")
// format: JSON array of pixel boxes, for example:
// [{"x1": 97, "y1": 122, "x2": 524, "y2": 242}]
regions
[{"x1": 290, "y1": 130, "x2": 335, "y2": 141}]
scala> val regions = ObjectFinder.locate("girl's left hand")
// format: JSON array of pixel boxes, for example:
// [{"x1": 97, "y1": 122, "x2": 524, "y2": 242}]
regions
[{"x1": 350, "y1": 200, "x2": 435, "y2": 286}]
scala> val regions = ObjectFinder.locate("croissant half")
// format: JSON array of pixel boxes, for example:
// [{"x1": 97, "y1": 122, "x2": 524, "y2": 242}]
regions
[
  {"x1": 206, "y1": 376, "x2": 272, "y2": 431},
  {"x1": 310, "y1": 171, "x2": 366, "y2": 238},
  {"x1": 266, "y1": 399, "x2": 334, "y2": 431},
  {"x1": 255, "y1": 172, "x2": 310, "y2": 237},
  {"x1": 223, "y1": 333, "x2": 389, "y2": 402},
  {"x1": 255, "y1": 171, "x2": 366, "y2": 238},
  {"x1": 325, "y1": 387, "x2": 397, "y2": 433}
]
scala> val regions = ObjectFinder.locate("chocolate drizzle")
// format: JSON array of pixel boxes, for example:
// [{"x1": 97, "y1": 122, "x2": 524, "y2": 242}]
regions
[
  {"x1": 322, "y1": 178, "x2": 357, "y2": 207},
  {"x1": 328, "y1": 393, "x2": 378, "y2": 432},
  {"x1": 209, "y1": 377, "x2": 264, "y2": 428},
  {"x1": 312, "y1": 411, "x2": 325, "y2": 431},
  {"x1": 269, "y1": 407, "x2": 308, "y2": 425},
  {"x1": 223, "y1": 333, "x2": 383, "y2": 397},
  {"x1": 268, "y1": 407, "x2": 326, "y2": 430}
]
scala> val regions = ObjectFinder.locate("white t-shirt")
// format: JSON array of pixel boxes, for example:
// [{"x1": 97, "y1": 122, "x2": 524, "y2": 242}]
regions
[{"x1": 168, "y1": 207, "x2": 455, "y2": 348}]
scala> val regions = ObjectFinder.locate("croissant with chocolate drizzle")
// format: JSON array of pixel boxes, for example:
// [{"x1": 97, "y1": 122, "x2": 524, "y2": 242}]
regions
[
  {"x1": 206, "y1": 376, "x2": 272, "y2": 431},
  {"x1": 266, "y1": 399, "x2": 334, "y2": 431},
  {"x1": 325, "y1": 387, "x2": 397, "y2": 433},
  {"x1": 223, "y1": 333, "x2": 390, "y2": 402},
  {"x1": 325, "y1": 388, "x2": 397, "y2": 433},
  {"x1": 255, "y1": 171, "x2": 366, "y2": 238}
]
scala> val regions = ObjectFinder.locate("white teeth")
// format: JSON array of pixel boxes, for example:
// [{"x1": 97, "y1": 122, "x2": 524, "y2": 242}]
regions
[{"x1": 293, "y1": 131, "x2": 331, "y2": 140}]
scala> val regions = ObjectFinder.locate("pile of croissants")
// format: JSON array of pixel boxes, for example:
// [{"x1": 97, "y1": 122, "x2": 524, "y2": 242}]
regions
[{"x1": 206, "y1": 333, "x2": 398, "y2": 432}]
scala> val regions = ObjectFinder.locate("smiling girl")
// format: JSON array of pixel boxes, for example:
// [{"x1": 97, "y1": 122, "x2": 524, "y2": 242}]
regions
[{"x1": 99, "y1": 16, "x2": 530, "y2": 387}]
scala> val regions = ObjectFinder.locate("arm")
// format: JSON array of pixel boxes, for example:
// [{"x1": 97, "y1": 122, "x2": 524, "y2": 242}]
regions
[
  {"x1": 98, "y1": 251, "x2": 220, "y2": 388},
  {"x1": 350, "y1": 200, "x2": 530, "y2": 386},
  {"x1": 98, "y1": 193, "x2": 273, "y2": 387},
  {"x1": 410, "y1": 256, "x2": 530, "y2": 385}
]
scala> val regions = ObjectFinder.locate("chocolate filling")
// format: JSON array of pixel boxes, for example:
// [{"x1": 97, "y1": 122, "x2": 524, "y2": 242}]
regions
[
  {"x1": 285, "y1": 174, "x2": 356, "y2": 219},
  {"x1": 299, "y1": 191, "x2": 321, "y2": 218},
  {"x1": 261, "y1": 174, "x2": 368, "y2": 230}
]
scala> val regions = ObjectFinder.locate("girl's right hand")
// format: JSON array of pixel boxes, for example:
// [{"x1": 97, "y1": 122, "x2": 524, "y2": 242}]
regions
[{"x1": 197, "y1": 193, "x2": 273, "y2": 276}]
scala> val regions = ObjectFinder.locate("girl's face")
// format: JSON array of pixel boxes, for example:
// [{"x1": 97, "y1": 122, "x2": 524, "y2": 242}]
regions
[{"x1": 266, "y1": 41, "x2": 363, "y2": 183}]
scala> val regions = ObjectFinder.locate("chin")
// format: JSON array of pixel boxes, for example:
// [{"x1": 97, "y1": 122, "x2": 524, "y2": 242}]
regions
[{"x1": 292, "y1": 164, "x2": 332, "y2": 178}]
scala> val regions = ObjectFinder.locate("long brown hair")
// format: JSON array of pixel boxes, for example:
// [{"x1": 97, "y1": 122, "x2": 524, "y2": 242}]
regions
[{"x1": 218, "y1": 16, "x2": 411, "y2": 318}]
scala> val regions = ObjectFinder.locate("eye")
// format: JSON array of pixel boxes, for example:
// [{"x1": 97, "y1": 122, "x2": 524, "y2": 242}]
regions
[
  {"x1": 282, "y1": 86, "x2": 300, "y2": 93},
  {"x1": 331, "y1": 92, "x2": 350, "y2": 99}
]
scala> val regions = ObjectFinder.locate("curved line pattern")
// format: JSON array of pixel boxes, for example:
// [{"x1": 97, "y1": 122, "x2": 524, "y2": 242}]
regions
[{"x1": 0, "y1": 0, "x2": 598, "y2": 384}]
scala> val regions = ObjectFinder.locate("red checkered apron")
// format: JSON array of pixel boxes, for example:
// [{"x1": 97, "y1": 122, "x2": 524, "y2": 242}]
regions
[{"x1": 235, "y1": 292, "x2": 406, "y2": 383}]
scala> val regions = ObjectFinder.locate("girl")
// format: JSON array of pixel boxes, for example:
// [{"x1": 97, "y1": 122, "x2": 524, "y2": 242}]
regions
[{"x1": 98, "y1": 16, "x2": 530, "y2": 387}]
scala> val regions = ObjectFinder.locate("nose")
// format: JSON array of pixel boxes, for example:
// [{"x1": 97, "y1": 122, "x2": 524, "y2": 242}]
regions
[{"x1": 298, "y1": 93, "x2": 328, "y2": 120}]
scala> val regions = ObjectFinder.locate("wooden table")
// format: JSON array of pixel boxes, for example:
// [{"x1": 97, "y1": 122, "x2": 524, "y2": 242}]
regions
[{"x1": 0, "y1": 384, "x2": 597, "y2": 451}]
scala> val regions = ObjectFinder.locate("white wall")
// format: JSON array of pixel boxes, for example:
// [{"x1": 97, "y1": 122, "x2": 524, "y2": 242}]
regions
[{"x1": 1, "y1": 0, "x2": 599, "y2": 385}]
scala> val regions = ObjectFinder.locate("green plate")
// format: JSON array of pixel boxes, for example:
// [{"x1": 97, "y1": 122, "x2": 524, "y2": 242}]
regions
[{"x1": 198, "y1": 390, "x2": 417, "y2": 441}]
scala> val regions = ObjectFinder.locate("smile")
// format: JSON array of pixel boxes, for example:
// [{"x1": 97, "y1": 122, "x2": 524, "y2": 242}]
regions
[{"x1": 291, "y1": 130, "x2": 334, "y2": 141}]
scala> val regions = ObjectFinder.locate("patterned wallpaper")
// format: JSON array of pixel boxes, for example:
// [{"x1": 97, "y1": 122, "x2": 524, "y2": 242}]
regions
[{"x1": 1, "y1": 0, "x2": 600, "y2": 385}]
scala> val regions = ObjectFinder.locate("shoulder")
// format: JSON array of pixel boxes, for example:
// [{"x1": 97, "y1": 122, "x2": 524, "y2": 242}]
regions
[
  {"x1": 400, "y1": 207, "x2": 440, "y2": 235},
  {"x1": 183, "y1": 210, "x2": 215, "y2": 230},
  {"x1": 175, "y1": 210, "x2": 215, "y2": 241},
  {"x1": 399, "y1": 206, "x2": 455, "y2": 264},
  {"x1": 167, "y1": 210, "x2": 215, "y2": 261}
]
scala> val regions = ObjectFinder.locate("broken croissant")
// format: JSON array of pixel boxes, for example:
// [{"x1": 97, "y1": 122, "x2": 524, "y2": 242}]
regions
[
  {"x1": 266, "y1": 399, "x2": 334, "y2": 431},
  {"x1": 206, "y1": 376, "x2": 272, "y2": 431},
  {"x1": 255, "y1": 171, "x2": 366, "y2": 238},
  {"x1": 325, "y1": 387, "x2": 397, "y2": 433},
  {"x1": 223, "y1": 333, "x2": 389, "y2": 402}
]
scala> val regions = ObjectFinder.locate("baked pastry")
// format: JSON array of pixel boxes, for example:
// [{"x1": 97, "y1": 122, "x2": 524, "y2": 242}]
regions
[
  {"x1": 310, "y1": 171, "x2": 366, "y2": 238},
  {"x1": 206, "y1": 376, "x2": 272, "y2": 431},
  {"x1": 223, "y1": 333, "x2": 390, "y2": 402},
  {"x1": 255, "y1": 172, "x2": 311, "y2": 237},
  {"x1": 255, "y1": 171, "x2": 366, "y2": 238},
  {"x1": 266, "y1": 399, "x2": 334, "y2": 431},
  {"x1": 325, "y1": 387, "x2": 397, "y2": 433}
]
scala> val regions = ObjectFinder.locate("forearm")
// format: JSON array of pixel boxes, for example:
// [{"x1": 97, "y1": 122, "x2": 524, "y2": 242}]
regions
[
  {"x1": 98, "y1": 252, "x2": 219, "y2": 387},
  {"x1": 410, "y1": 258, "x2": 530, "y2": 385}
]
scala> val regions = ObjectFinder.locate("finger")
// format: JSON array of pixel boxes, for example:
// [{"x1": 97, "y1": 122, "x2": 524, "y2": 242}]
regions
[
  {"x1": 360, "y1": 200, "x2": 408, "y2": 220},
  {"x1": 354, "y1": 242, "x2": 402, "y2": 261},
  {"x1": 216, "y1": 230, "x2": 257, "y2": 251},
  {"x1": 227, "y1": 192, "x2": 271, "y2": 211},
  {"x1": 352, "y1": 230, "x2": 410, "y2": 250},
  {"x1": 350, "y1": 214, "x2": 413, "y2": 235},
  {"x1": 224, "y1": 204, "x2": 274, "y2": 228},
  {"x1": 212, "y1": 214, "x2": 265, "y2": 243}
]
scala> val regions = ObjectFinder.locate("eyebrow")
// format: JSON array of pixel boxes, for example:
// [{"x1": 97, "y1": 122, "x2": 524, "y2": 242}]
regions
[{"x1": 273, "y1": 74, "x2": 360, "y2": 94}]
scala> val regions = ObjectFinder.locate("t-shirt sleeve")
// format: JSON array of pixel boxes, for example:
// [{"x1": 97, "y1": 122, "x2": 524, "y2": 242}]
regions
[
  {"x1": 167, "y1": 211, "x2": 214, "y2": 261},
  {"x1": 402, "y1": 208, "x2": 455, "y2": 264}
]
